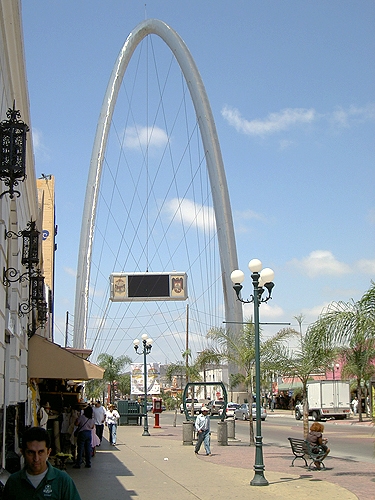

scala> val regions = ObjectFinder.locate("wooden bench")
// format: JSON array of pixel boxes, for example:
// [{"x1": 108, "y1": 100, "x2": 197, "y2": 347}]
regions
[{"x1": 288, "y1": 437, "x2": 327, "y2": 470}]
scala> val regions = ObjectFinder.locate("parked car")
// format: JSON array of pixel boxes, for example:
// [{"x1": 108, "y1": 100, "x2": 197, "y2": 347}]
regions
[
  {"x1": 219, "y1": 402, "x2": 240, "y2": 418},
  {"x1": 234, "y1": 403, "x2": 267, "y2": 421},
  {"x1": 180, "y1": 398, "x2": 203, "y2": 414},
  {"x1": 207, "y1": 399, "x2": 225, "y2": 415}
]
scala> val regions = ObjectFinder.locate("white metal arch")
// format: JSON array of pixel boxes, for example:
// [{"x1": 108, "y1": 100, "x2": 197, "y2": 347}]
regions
[{"x1": 73, "y1": 18, "x2": 243, "y2": 348}]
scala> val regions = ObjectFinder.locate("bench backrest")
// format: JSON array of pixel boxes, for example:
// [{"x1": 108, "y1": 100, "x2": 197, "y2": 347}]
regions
[{"x1": 288, "y1": 437, "x2": 306, "y2": 453}]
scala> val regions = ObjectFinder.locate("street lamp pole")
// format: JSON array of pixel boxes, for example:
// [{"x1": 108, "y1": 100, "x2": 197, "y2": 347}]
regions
[
  {"x1": 133, "y1": 333, "x2": 153, "y2": 436},
  {"x1": 231, "y1": 259, "x2": 275, "y2": 487}
]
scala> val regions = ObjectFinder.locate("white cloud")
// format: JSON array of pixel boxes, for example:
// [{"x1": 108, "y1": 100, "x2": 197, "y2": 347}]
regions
[
  {"x1": 355, "y1": 259, "x2": 375, "y2": 275},
  {"x1": 165, "y1": 198, "x2": 216, "y2": 232},
  {"x1": 330, "y1": 103, "x2": 375, "y2": 128},
  {"x1": 233, "y1": 209, "x2": 267, "y2": 234},
  {"x1": 300, "y1": 303, "x2": 331, "y2": 324},
  {"x1": 32, "y1": 128, "x2": 50, "y2": 161},
  {"x1": 222, "y1": 102, "x2": 375, "y2": 138},
  {"x1": 279, "y1": 139, "x2": 295, "y2": 150},
  {"x1": 234, "y1": 209, "x2": 264, "y2": 222},
  {"x1": 289, "y1": 250, "x2": 351, "y2": 277},
  {"x1": 221, "y1": 106, "x2": 316, "y2": 136},
  {"x1": 124, "y1": 125, "x2": 168, "y2": 149},
  {"x1": 242, "y1": 301, "x2": 284, "y2": 320},
  {"x1": 64, "y1": 267, "x2": 76, "y2": 277}
]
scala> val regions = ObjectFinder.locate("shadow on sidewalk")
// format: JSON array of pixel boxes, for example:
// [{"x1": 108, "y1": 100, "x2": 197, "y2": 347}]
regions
[{"x1": 69, "y1": 442, "x2": 136, "y2": 500}]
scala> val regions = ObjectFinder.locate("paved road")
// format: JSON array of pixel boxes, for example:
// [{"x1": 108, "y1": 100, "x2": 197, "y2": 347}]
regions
[
  {"x1": 162, "y1": 410, "x2": 374, "y2": 463},
  {"x1": 68, "y1": 416, "x2": 374, "y2": 500}
]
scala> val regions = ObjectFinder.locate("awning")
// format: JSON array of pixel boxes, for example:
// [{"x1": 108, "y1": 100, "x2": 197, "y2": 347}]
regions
[
  {"x1": 277, "y1": 382, "x2": 303, "y2": 391},
  {"x1": 28, "y1": 334, "x2": 105, "y2": 380}
]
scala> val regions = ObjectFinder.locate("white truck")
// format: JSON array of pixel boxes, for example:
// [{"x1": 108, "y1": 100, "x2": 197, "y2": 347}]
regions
[{"x1": 295, "y1": 380, "x2": 351, "y2": 421}]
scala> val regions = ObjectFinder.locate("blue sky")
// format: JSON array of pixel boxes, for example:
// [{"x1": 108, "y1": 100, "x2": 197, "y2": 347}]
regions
[{"x1": 21, "y1": 1, "x2": 374, "y2": 362}]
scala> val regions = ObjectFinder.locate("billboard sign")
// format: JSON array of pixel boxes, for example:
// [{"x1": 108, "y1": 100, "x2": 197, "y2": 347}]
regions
[
  {"x1": 131, "y1": 362, "x2": 160, "y2": 395},
  {"x1": 110, "y1": 272, "x2": 187, "y2": 302}
]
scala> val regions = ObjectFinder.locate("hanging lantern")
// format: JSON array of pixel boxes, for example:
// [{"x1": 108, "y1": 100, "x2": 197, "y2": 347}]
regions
[
  {"x1": 37, "y1": 299, "x2": 48, "y2": 326},
  {"x1": 30, "y1": 270, "x2": 45, "y2": 303},
  {"x1": 0, "y1": 102, "x2": 29, "y2": 199},
  {"x1": 21, "y1": 220, "x2": 40, "y2": 269}
]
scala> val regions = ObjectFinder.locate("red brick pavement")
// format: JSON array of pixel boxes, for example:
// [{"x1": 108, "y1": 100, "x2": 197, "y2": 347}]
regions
[{"x1": 153, "y1": 425, "x2": 375, "y2": 500}]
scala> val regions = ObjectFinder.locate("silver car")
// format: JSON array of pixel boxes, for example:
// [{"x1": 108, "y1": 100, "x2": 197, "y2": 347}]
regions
[{"x1": 234, "y1": 403, "x2": 267, "y2": 421}]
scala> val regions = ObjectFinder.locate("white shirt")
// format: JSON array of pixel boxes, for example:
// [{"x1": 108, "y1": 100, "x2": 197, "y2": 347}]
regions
[
  {"x1": 93, "y1": 405, "x2": 106, "y2": 425},
  {"x1": 39, "y1": 407, "x2": 48, "y2": 429},
  {"x1": 195, "y1": 413, "x2": 210, "y2": 432},
  {"x1": 105, "y1": 409, "x2": 120, "y2": 425}
]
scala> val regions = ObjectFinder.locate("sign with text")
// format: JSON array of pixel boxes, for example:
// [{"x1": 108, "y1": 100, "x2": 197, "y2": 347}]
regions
[{"x1": 110, "y1": 272, "x2": 187, "y2": 302}]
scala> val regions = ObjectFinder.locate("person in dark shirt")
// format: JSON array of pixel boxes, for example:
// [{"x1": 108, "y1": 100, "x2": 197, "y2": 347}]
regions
[{"x1": 306, "y1": 422, "x2": 330, "y2": 469}]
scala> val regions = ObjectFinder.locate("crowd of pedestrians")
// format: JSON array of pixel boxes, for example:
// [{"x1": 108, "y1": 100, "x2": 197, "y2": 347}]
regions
[{"x1": 73, "y1": 400, "x2": 120, "y2": 467}]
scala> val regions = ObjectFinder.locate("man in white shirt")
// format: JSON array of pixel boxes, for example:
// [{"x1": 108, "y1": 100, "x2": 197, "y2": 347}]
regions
[
  {"x1": 92, "y1": 400, "x2": 106, "y2": 444},
  {"x1": 194, "y1": 406, "x2": 211, "y2": 456}
]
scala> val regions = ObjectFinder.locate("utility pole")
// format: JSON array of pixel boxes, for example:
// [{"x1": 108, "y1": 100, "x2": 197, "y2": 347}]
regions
[
  {"x1": 65, "y1": 311, "x2": 69, "y2": 347},
  {"x1": 185, "y1": 304, "x2": 189, "y2": 382}
]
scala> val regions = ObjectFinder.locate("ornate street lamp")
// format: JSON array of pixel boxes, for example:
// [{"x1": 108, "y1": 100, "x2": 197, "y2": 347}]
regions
[
  {"x1": 231, "y1": 258, "x2": 275, "y2": 487},
  {"x1": 133, "y1": 334, "x2": 153, "y2": 436},
  {"x1": 3, "y1": 220, "x2": 45, "y2": 337},
  {"x1": 18, "y1": 270, "x2": 45, "y2": 317},
  {"x1": 0, "y1": 103, "x2": 29, "y2": 199},
  {"x1": 3, "y1": 220, "x2": 40, "y2": 285}
]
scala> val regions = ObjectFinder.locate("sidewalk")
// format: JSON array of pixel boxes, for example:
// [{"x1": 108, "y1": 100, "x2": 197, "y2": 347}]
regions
[{"x1": 68, "y1": 422, "x2": 374, "y2": 500}]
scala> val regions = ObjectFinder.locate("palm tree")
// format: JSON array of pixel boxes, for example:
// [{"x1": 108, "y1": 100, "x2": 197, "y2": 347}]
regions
[
  {"x1": 195, "y1": 349, "x2": 222, "y2": 399},
  {"x1": 271, "y1": 326, "x2": 335, "y2": 437},
  {"x1": 85, "y1": 377, "x2": 106, "y2": 402},
  {"x1": 207, "y1": 322, "x2": 295, "y2": 445},
  {"x1": 311, "y1": 283, "x2": 375, "y2": 421},
  {"x1": 97, "y1": 353, "x2": 132, "y2": 403},
  {"x1": 116, "y1": 373, "x2": 131, "y2": 399}
]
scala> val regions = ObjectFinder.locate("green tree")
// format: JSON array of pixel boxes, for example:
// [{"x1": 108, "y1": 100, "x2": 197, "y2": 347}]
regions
[
  {"x1": 312, "y1": 283, "x2": 375, "y2": 422},
  {"x1": 271, "y1": 325, "x2": 335, "y2": 438},
  {"x1": 85, "y1": 378, "x2": 106, "y2": 402},
  {"x1": 97, "y1": 353, "x2": 132, "y2": 403},
  {"x1": 117, "y1": 373, "x2": 131, "y2": 398},
  {"x1": 207, "y1": 322, "x2": 295, "y2": 445}
]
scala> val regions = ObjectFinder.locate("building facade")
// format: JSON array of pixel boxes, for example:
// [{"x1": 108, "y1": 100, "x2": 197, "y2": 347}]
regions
[{"x1": 0, "y1": 0, "x2": 40, "y2": 474}]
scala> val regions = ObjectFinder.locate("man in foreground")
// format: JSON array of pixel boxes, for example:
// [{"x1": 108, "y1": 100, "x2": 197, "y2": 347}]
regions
[{"x1": 3, "y1": 426, "x2": 81, "y2": 499}]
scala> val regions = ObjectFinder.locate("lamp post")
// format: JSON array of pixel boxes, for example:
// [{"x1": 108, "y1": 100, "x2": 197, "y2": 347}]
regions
[
  {"x1": 230, "y1": 259, "x2": 275, "y2": 487},
  {"x1": 133, "y1": 333, "x2": 153, "y2": 436}
]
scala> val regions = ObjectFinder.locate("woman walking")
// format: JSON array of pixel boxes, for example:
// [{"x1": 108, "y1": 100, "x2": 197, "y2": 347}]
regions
[
  {"x1": 105, "y1": 404, "x2": 120, "y2": 445},
  {"x1": 73, "y1": 406, "x2": 95, "y2": 468}
]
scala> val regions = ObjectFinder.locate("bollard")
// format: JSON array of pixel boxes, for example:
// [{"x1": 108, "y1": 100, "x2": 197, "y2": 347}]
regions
[
  {"x1": 153, "y1": 413, "x2": 161, "y2": 428},
  {"x1": 182, "y1": 420, "x2": 194, "y2": 445},
  {"x1": 227, "y1": 417, "x2": 235, "y2": 439},
  {"x1": 217, "y1": 420, "x2": 228, "y2": 446}
]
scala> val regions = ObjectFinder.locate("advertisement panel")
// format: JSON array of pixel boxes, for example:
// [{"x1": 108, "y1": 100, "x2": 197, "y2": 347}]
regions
[{"x1": 131, "y1": 362, "x2": 160, "y2": 395}]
